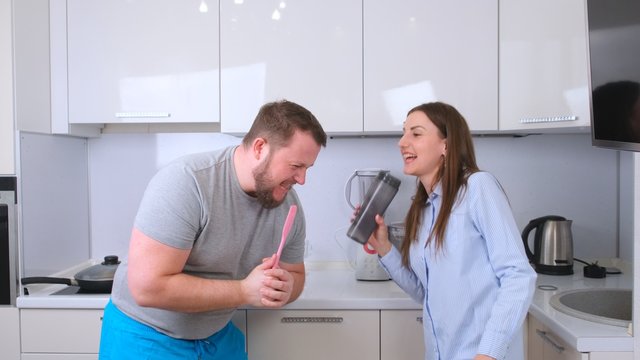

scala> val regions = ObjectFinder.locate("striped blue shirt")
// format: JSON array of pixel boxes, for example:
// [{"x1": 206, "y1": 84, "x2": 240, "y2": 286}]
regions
[{"x1": 380, "y1": 172, "x2": 537, "y2": 360}]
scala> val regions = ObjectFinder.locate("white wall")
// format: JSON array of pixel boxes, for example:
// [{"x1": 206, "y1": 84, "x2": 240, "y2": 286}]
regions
[
  {"x1": 19, "y1": 132, "x2": 90, "y2": 276},
  {"x1": 88, "y1": 133, "x2": 620, "y2": 263},
  {"x1": 87, "y1": 132, "x2": 241, "y2": 260},
  {"x1": 0, "y1": 0, "x2": 15, "y2": 175}
]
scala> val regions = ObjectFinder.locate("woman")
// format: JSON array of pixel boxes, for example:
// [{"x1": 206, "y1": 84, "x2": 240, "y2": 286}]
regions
[{"x1": 368, "y1": 102, "x2": 537, "y2": 360}]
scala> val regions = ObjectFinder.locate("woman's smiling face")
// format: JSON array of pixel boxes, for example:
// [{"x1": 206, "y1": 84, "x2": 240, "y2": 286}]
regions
[{"x1": 398, "y1": 110, "x2": 447, "y2": 189}]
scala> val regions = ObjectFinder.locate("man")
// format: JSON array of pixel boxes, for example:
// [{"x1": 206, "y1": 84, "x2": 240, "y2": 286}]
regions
[{"x1": 99, "y1": 100, "x2": 327, "y2": 359}]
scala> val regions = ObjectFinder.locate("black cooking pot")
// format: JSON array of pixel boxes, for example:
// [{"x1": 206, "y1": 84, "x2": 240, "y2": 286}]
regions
[{"x1": 21, "y1": 255, "x2": 120, "y2": 293}]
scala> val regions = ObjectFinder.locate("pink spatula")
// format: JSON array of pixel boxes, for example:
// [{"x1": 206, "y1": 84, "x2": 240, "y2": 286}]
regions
[{"x1": 273, "y1": 205, "x2": 297, "y2": 269}]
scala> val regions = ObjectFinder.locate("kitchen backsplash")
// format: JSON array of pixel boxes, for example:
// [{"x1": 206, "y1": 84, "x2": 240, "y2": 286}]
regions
[
  {"x1": 17, "y1": 131, "x2": 628, "y2": 275},
  {"x1": 83, "y1": 132, "x2": 622, "y2": 263}
]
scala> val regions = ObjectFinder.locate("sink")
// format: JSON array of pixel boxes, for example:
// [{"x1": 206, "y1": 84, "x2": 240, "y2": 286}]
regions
[{"x1": 549, "y1": 288, "x2": 632, "y2": 327}]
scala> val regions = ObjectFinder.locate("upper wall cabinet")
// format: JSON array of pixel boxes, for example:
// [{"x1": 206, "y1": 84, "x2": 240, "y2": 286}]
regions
[
  {"x1": 220, "y1": 0, "x2": 362, "y2": 134},
  {"x1": 14, "y1": 0, "x2": 101, "y2": 137},
  {"x1": 499, "y1": 0, "x2": 591, "y2": 132},
  {"x1": 364, "y1": 0, "x2": 498, "y2": 133},
  {"x1": 66, "y1": 0, "x2": 220, "y2": 124}
]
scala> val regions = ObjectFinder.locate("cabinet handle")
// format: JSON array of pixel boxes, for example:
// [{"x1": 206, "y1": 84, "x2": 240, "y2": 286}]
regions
[
  {"x1": 535, "y1": 329, "x2": 565, "y2": 353},
  {"x1": 281, "y1": 317, "x2": 343, "y2": 324},
  {"x1": 416, "y1": 316, "x2": 423, "y2": 324},
  {"x1": 519, "y1": 115, "x2": 577, "y2": 124},
  {"x1": 115, "y1": 112, "x2": 171, "y2": 118}
]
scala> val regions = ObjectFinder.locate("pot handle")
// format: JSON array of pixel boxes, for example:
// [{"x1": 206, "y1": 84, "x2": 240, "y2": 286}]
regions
[{"x1": 21, "y1": 277, "x2": 73, "y2": 286}]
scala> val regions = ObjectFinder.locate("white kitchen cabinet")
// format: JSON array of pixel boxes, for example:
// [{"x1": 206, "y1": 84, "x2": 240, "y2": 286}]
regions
[
  {"x1": 220, "y1": 0, "x2": 362, "y2": 134},
  {"x1": 380, "y1": 310, "x2": 425, "y2": 360},
  {"x1": 21, "y1": 355, "x2": 97, "y2": 360},
  {"x1": 364, "y1": 0, "x2": 498, "y2": 133},
  {"x1": 231, "y1": 309, "x2": 247, "y2": 352},
  {"x1": 20, "y1": 309, "x2": 104, "y2": 355},
  {"x1": 527, "y1": 315, "x2": 586, "y2": 360},
  {"x1": 18, "y1": 307, "x2": 246, "y2": 358},
  {"x1": 232, "y1": 309, "x2": 247, "y2": 335},
  {"x1": 499, "y1": 0, "x2": 591, "y2": 132},
  {"x1": 0, "y1": 307, "x2": 20, "y2": 360},
  {"x1": 527, "y1": 315, "x2": 544, "y2": 360},
  {"x1": 0, "y1": 0, "x2": 14, "y2": 175},
  {"x1": 66, "y1": 0, "x2": 219, "y2": 125},
  {"x1": 526, "y1": 314, "x2": 633, "y2": 360},
  {"x1": 13, "y1": 0, "x2": 100, "y2": 137},
  {"x1": 246, "y1": 309, "x2": 379, "y2": 360}
]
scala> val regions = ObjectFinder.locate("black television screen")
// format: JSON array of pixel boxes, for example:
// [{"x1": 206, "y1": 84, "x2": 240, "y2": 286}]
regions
[{"x1": 586, "y1": 0, "x2": 640, "y2": 152}]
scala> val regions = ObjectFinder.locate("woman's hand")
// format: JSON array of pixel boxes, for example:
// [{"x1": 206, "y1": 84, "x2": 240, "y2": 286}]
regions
[
  {"x1": 366, "y1": 214, "x2": 393, "y2": 257},
  {"x1": 474, "y1": 355, "x2": 495, "y2": 360}
]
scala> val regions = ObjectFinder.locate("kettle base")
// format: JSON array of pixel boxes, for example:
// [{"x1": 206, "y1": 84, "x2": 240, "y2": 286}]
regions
[{"x1": 535, "y1": 264, "x2": 574, "y2": 276}]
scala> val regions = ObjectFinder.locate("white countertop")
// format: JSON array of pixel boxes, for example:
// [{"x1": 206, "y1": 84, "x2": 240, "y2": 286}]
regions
[
  {"x1": 528, "y1": 259, "x2": 633, "y2": 352},
  {"x1": 17, "y1": 261, "x2": 421, "y2": 310},
  {"x1": 17, "y1": 259, "x2": 635, "y2": 352},
  {"x1": 282, "y1": 262, "x2": 420, "y2": 309}
]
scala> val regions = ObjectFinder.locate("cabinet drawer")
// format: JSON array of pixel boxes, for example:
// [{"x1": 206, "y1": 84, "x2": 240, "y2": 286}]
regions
[
  {"x1": 246, "y1": 309, "x2": 379, "y2": 360},
  {"x1": 21, "y1": 309, "x2": 103, "y2": 353}
]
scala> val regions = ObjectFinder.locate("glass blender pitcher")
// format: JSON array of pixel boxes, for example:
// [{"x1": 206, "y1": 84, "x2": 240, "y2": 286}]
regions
[
  {"x1": 343, "y1": 169, "x2": 396, "y2": 280},
  {"x1": 344, "y1": 169, "x2": 390, "y2": 210}
]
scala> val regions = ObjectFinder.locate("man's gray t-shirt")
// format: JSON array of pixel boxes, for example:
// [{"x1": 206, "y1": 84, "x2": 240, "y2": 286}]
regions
[{"x1": 111, "y1": 146, "x2": 306, "y2": 339}]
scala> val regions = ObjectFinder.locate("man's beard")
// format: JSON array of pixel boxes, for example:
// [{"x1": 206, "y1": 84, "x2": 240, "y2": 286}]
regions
[{"x1": 253, "y1": 155, "x2": 285, "y2": 209}]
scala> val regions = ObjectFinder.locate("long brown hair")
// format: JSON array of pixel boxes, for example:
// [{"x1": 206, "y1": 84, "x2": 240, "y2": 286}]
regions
[{"x1": 400, "y1": 102, "x2": 479, "y2": 267}]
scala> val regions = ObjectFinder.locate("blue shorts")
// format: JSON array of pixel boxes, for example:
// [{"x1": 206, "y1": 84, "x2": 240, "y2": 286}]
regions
[{"x1": 99, "y1": 300, "x2": 248, "y2": 360}]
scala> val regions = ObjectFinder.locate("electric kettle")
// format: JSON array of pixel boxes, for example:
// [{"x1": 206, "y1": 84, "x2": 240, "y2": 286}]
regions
[{"x1": 521, "y1": 215, "x2": 574, "y2": 275}]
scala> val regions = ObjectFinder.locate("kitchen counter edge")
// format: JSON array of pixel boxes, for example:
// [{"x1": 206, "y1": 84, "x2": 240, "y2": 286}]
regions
[{"x1": 527, "y1": 260, "x2": 633, "y2": 353}]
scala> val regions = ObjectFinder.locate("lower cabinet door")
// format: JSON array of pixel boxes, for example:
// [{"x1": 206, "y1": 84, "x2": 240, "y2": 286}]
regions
[
  {"x1": 527, "y1": 314, "x2": 587, "y2": 360},
  {"x1": 246, "y1": 309, "x2": 379, "y2": 360},
  {"x1": 380, "y1": 310, "x2": 425, "y2": 360},
  {"x1": 542, "y1": 333, "x2": 584, "y2": 360},
  {"x1": 232, "y1": 309, "x2": 247, "y2": 352},
  {"x1": 20, "y1": 309, "x2": 103, "y2": 354},
  {"x1": 0, "y1": 307, "x2": 20, "y2": 360},
  {"x1": 527, "y1": 315, "x2": 545, "y2": 360}
]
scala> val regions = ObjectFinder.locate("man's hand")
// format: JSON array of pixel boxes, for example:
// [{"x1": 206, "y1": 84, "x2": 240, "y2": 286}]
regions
[
  {"x1": 260, "y1": 260, "x2": 295, "y2": 307},
  {"x1": 240, "y1": 256, "x2": 280, "y2": 307}
]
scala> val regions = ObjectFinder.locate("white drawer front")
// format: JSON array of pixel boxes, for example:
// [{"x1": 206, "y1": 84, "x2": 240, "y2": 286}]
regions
[
  {"x1": 247, "y1": 309, "x2": 379, "y2": 360},
  {"x1": 21, "y1": 309, "x2": 103, "y2": 353}
]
